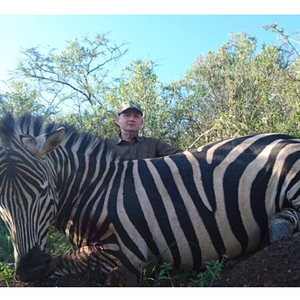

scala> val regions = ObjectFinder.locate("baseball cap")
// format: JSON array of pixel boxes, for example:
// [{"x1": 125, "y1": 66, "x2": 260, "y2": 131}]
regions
[{"x1": 118, "y1": 101, "x2": 143, "y2": 116}]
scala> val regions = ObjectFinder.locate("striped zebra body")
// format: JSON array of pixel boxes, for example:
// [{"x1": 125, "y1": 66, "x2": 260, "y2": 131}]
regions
[{"x1": 1, "y1": 113, "x2": 300, "y2": 285}]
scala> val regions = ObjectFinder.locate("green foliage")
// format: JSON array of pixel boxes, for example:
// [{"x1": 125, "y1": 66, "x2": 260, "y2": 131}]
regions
[
  {"x1": 47, "y1": 226, "x2": 75, "y2": 257},
  {"x1": 0, "y1": 219, "x2": 14, "y2": 286},
  {"x1": 0, "y1": 80, "x2": 48, "y2": 119},
  {"x1": 2, "y1": 27, "x2": 299, "y2": 149},
  {"x1": 178, "y1": 31, "x2": 299, "y2": 147},
  {"x1": 187, "y1": 259, "x2": 224, "y2": 287},
  {"x1": 0, "y1": 219, "x2": 13, "y2": 263},
  {"x1": 142, "y1": 258, "x2": 225, "y2": 287},
  {"x1": 0, "y1": 261, "x2": 14, "y2": 286}
]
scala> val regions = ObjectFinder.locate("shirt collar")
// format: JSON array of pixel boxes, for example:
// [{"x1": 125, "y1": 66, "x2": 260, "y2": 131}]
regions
[{"x1": 116, "y1": 133, "x2": 141, "y2": 144}]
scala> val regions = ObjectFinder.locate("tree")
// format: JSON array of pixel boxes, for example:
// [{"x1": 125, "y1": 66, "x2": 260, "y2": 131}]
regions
[
  {"x1": 105, "y1": 59, "x2": 177, "y2": 143},
  {"x1": 0, "y1": 80, "x2": 49, "y2": 119},
  {"x1": 13, "y1": 33, "x2": 128, "y2": 111},
  {"x1": 168, "y1": 31, "x2": 300, "y2": 149},
  {"x1": 8, "y1": 27, "x2": 300, "y2": 149},
  {"x1": 262, "y1": 23, "x2": 300, "y2": 136}
]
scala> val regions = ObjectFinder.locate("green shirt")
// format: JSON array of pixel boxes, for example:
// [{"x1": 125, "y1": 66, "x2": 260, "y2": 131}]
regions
[{"x1": 110, "y1": 135, "x2": 182, "y2": 160}]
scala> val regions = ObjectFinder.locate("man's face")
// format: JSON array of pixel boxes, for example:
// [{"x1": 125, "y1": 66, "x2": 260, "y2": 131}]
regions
[{"x1": 116, "y1": 109, "x2": 144, "y2": 133}]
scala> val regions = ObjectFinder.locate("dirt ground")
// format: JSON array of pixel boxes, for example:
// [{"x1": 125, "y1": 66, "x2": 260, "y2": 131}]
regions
[
  {"x1": 3, "y1": 233, "x2": 300, "y2": 287},
  {"x1": 213, "y1": 232, "x2": 300, "y2": 287}
]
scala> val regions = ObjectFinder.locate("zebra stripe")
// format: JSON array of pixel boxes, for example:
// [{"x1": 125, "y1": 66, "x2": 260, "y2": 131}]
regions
[{"x1": 1, "y1": 113, "x2": 300, "y2": 285}]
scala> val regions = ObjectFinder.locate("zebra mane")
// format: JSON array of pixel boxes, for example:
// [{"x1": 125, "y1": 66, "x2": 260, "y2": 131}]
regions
[
  {"x1": 0, "y1": 112, "x2": 117, "y2": 159},
  {"x1": 0, "y1": 112, "x2": 16, "y2": 143},
  {"x1": 0, "y1": 112, "x2": 46, "y2": 141}
]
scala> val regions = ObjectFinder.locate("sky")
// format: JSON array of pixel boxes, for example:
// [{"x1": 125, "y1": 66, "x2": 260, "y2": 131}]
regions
[{"x1": 0, "y1": 4, "x2": 300, "y2": 91}]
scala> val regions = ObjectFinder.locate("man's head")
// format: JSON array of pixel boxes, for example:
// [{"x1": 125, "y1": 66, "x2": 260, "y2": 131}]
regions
[{"x1": 116, "y1": 101, "x2": 144, "y2": 137}]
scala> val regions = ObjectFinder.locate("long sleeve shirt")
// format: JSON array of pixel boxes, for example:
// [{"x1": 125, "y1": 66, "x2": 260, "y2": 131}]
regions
[{"x1": 109, "y1": 135, "x2": 182, "y2": 160}]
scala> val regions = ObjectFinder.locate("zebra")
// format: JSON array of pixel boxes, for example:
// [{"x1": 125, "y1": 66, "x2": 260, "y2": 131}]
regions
[{"x1": 0, "y1": 112, "x2": 300, "y2": 286}]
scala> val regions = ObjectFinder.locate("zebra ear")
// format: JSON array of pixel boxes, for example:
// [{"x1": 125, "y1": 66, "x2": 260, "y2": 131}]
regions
[{"x1": 37, "y1": 127, "x2": 65, "y2": 158}]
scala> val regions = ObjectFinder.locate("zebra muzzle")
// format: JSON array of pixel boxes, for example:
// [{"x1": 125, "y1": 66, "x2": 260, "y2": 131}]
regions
[{"x1": 14, "y1": 246, "x2": 57, "y2": 282}]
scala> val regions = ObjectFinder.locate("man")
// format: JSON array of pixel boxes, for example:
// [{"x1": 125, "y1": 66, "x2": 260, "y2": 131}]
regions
[{"x1": 111, "y1": 101, "x2": 182, "y2": 160}]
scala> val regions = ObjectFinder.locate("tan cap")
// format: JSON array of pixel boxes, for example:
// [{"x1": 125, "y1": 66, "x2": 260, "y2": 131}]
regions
[{"x1": 118, "y1": 101, "x2": 143, "y2": 116}]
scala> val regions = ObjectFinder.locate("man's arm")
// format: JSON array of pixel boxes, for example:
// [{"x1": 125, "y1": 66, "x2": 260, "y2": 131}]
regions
[{"x1": 155, "y1": 138, "x2": 183, "y2": 157}]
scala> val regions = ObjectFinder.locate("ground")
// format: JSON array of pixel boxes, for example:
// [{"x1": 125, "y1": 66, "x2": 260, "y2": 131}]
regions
[
  {"x1": 213, "y1": 232, "x2": 300, "y2": 287},
  {"x1": 3, "y1": 233, "x2": 300, "y2": 287}
]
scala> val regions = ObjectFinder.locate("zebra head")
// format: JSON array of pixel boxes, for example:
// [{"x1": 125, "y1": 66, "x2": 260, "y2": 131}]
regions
[{"x1": 0, "y1": 113, "x2": 65, "y2": 282}]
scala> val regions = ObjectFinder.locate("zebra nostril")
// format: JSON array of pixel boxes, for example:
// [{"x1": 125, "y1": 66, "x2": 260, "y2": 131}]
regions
[
  {"x1": 14, "y1": 246, "x2": 55, "y2": 282},
  {"x1": 16, "y1": 246, "x2": 52, "y2": 271}
]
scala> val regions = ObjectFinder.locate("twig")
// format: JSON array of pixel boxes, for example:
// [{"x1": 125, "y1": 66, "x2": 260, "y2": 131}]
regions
[{"x1": 186, "y1": 125, "x2": 216, "y2": 150}]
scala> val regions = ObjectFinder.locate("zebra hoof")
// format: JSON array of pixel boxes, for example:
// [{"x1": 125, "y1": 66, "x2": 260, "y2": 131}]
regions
[
  {"x1": 269, "y1": 218, "x2": 293, "y2": 243},
  {"x1": 105, "y1": 266, "x2": 138, "y2": 287}
]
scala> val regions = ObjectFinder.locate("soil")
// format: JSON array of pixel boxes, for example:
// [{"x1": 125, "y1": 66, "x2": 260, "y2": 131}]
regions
[
  {"x1": 213, "y1": 232, "x2": 300, "y2": 287},
  {"x1": 3, "y1": 233, "x2": 300, "y2": 287}
]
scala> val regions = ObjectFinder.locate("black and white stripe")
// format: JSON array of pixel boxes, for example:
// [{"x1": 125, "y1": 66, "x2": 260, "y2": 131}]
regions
[{"x1": 1, "y1": 113, "x2": 300, "y2": 285}]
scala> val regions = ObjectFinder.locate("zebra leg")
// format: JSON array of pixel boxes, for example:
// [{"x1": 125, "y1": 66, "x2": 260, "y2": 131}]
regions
[
  {"x1": 51, "y1": 244, "x2": 139, "y2": 286},
  {"x1": 268, "y1": 208, "x2": 300, "y2": 243}
]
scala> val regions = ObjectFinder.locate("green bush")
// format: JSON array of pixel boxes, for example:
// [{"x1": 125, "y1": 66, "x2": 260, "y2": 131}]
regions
[
  {"x1": 0, "y1": 261, "x2": 14, "y2": 285},
  {"x1": 47, "y1": 226, "x2": 75, "y2": 257},
  {"x1": 141, "y1": 257, "x2": 225, "y2": 287},
  {"x1": 0, "y1": 219, "x2": 13, "y2": 263}
]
